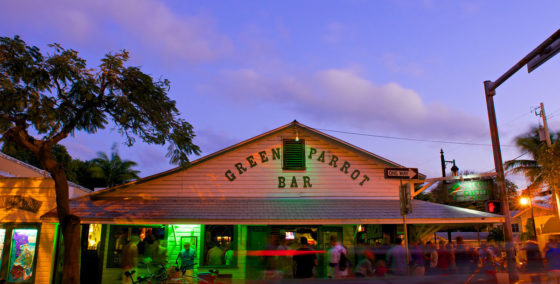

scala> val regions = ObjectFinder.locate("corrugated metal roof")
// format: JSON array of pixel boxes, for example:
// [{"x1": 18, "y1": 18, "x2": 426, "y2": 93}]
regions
[{"x1": 42, "y1": 198, "x2": 503, "y2": 224}]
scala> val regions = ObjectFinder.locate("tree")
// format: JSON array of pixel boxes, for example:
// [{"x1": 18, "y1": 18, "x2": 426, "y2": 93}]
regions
[
  {"x1": 505, "y1": 126, "x2": 560, "y2": 193},
  {"x1": 0, "y1": 36, "x2": 200, "y2": 283},
  {"x1": 89, "y1": 144, "x2": 140, "y2": 187}
]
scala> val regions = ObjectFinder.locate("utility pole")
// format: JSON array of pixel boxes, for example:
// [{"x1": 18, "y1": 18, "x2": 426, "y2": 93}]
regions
[
  {"x1": 483, "y1": 29, "x2": 560, "y2": 283},
  {"x1": 537, "y1": 102, "x2": 552, "y2": 147},
  {"x1": 536, "y1": 102, "x2": 559, "y2": 217}
]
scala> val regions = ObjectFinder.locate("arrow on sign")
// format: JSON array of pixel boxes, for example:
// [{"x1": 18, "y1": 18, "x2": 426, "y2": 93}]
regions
[{"x1": 384, "y1": 168, "x2": 419, "y2": 179}]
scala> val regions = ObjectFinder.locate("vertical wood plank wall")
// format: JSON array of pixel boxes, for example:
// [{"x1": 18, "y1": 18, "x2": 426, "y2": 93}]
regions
[{"x1": 35, "y1": 223, "x2": 57, "y2": 284}]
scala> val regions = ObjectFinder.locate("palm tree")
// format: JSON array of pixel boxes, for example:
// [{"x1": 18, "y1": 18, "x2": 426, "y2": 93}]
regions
[
  {"x1": 89, "y1": 145, "x2": 140, "y2": 187},
  {"x1": 505, "y1": 126, "x2": 560, "y2": 195}
]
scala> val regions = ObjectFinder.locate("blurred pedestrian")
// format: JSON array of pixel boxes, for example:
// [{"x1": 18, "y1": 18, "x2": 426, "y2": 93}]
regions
[
  {"x1": 546, "y1": 240, "x2": 560, "y2": 284},
  {"x1": 293, "y1": 237, "x2": 317, "y2": 279},
  {"x1": 328, "y1": 235, "x2": 349, "y2": 278},
  {"x1": 387, "y1": 238, "x2": 407, "y2": 275},
  {"x1": 425, "y1": 241, "x2": 439, "y2": 275},
  {"x1": 122, "y1": 236, "x2": 140, "y2": 284},
  {"x1": 410, "y1": 241, "x2": 425, "y2": 276},
  {"x1": 354, "y1": 251, "x2": 375, "y2": 277},
  {"x1": 177, "y1": 242, "x2": 195, "y2": 283},
  {"x1": 525, "y1": 240, "x2": 544, "y2": 284},
  {"x1": 437, "y1": 241, "x2": 452, "y2": 275}
]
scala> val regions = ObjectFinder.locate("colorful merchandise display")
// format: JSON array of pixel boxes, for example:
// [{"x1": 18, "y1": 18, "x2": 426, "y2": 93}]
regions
[{"x1": 8, "y1": 229, "x2": 37, "y2": 282}]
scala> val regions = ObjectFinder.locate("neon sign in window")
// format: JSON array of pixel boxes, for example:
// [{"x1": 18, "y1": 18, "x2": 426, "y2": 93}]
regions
[
  {"x1": 0, "y1": 229, "x2": 5, "y2": 271},
  {"x1": 8, "y1": 229, "x2": 38, "y2": 283}
]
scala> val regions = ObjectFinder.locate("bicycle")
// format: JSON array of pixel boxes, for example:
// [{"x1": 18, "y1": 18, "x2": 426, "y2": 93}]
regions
[
  {"x1": 173, "y1": 262, "x2": 220, "y2": 284},
  {"x1": 124, "y1": 262, "x2": 169, "y2": 284}
]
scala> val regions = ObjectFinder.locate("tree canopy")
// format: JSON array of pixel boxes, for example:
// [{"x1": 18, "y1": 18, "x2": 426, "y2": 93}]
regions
[
  {"x1": 89, "y1": 144, "x2": 140, "y2": 187},
  {"x1": 0, "y1": 35, "x2": 200, "y2": 283},
  {"x1": 505, "y1": 126, "x2": 560, "y2": 196}
]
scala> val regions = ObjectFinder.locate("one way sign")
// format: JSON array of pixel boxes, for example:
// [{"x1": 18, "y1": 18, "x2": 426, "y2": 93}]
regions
[{"x1": 384, "y1": 168, "x2": 419, "y2": 179}]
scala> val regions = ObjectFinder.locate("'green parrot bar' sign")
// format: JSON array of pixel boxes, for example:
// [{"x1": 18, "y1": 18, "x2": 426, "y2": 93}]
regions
[{"x1": 448, "y1": 180, "x2": 490, "y2": 202}]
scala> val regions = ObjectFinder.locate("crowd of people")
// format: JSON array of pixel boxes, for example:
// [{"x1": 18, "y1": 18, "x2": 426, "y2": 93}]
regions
[{"x1": 262, "y1": 234, "x2": 560, "y2": 283}]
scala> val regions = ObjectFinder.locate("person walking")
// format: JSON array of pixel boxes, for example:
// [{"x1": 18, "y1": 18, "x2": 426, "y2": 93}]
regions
[
  {"x1": 293, "y1": 237, "x2": 317, "y2": 279},
  {"x1": 354, "y1": 251, "x2": 375, "y2": 277},
  {"x1": 525, "y1": 240, "x2": 544, "y2": 284},
  {"x1": 425, "y1": 241, "x2": 438, "y2": 275},
  {"x1": 328, "y1": 235, "x2": 349, "y2": 278},
  {"x1": 386, "y1": 238, "x2": 408, "y2": 276},
  {"x1": 410, "y1": 241, "x2": 425, "y2": 276},
  {"x1": 121, "y1": 236, "x2": 140, "y2": 284},
  {"x1": 546, "y1": 240, "x2": 560, "y2": 284}
]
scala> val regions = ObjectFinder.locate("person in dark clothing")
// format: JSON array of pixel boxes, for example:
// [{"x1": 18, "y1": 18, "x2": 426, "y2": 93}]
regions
[
  {"x1": 293, "y1": 237, "x2": 317, "y2": 278},
  {"x1": 455, "y1": 236, "x2": 473, "y2": 274},
  {"x1": 525, "y1": 240, "x2": 544, "y2": 284}
]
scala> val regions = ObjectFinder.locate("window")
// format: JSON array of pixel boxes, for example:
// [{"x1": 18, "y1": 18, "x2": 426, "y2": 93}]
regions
[
  {"x1": 512, "y1": 223, "x2": 520, "y2": 233},
  {"x1": 283, "y1": 139, "x2": 305, "y2": 170},
  {"x1": 0, "y1": 228, "x2": 5, "y2": 271},
  {"x1": 106, "y1": 225, "x2": 166, "y2": 268},
  {"x1": 202, "y1": 225, "x2": 236, "y2": 267},
  {"x1": 8, "y1": 228, "x2": 38, "y2": 283}
]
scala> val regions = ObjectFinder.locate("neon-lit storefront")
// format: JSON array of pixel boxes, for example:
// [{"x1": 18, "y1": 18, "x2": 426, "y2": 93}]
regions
[{"x1": 42, "y1": 121, "x2": 504, "y2": 283}]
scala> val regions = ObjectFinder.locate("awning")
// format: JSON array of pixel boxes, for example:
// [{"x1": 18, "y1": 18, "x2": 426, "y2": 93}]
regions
[{"x1": 41, "y1": 197, "x2": 504, "y2": 225}]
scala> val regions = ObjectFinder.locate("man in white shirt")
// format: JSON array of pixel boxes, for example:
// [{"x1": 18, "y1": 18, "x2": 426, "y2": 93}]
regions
[{"x1": 328, "y1": 235, "x2": 348, "y2": 278}]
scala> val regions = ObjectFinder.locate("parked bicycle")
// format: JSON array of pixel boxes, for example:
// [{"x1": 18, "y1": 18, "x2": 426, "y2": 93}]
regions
[{"x1": 124, "y1": 261, "x2": 169, "y2": 284}]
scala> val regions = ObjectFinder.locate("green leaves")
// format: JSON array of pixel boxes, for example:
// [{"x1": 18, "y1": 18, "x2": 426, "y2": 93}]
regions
[{"x1": 0, "y1": 35, "x2": 200, "y2": 166}]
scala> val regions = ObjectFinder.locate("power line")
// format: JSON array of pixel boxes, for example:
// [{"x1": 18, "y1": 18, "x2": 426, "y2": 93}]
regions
[{"x1": 314, "y1": 128, "x2": 514, "y2": 147}]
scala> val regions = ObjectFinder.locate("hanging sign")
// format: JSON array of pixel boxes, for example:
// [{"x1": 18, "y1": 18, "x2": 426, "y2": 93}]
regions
[
  {"x1": 448, "y1": 180, "x2": 490, "y2": 202},
  {"x1": 0, "y1": 195, "x2": 42, "y2": 213}
]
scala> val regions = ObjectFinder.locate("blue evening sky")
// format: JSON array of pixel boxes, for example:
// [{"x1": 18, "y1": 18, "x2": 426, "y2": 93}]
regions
[{"x1": 2, "y1": 1, "x2": 559, "y2": 187}]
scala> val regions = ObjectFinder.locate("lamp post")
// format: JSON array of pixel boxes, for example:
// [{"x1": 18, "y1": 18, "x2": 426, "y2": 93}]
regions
[
  {"x1": 520, "y1": 196, "x2": 537, "y2": 240},
  {"x1": 440, "y1": 149, "x2": 459, "y2": 177},
  {"x1": 483, "y1": 29, "x2": 560, "y2": 283}
]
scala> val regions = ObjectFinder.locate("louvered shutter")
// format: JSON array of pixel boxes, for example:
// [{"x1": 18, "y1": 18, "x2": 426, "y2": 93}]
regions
[{"x1": 283, "y1": 140, "x2": 305, "y2": 170}]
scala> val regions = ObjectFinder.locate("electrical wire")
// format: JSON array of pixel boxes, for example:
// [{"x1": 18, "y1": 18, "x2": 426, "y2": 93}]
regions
[{"x1": 313, "y1": 127, "x2": 515, "y2": 147}]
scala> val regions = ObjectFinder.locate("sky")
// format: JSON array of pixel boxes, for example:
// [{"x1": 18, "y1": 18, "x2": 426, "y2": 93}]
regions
[{"x1": 1, "y1": 0, "x2": 560, "y2": 188}]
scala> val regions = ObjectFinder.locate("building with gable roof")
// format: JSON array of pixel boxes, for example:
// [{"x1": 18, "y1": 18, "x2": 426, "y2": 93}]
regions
[
  {"x1": 39, "y1": 121, "x2": 503, "y2": 283},
  {"x1": 0, "y1": 152, "x2": 91, "y2": 283}
]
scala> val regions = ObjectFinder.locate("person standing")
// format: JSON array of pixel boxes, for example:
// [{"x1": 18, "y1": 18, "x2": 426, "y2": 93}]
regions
[
  {"x1": 425, "y1": 241, "x2": 438, "y2": 275},
  {"x1": 328, "y1": 235, "x2": 349, "y2": 278},
  {"x1": 293, "y1": 237, "x2": 317, "y2": 279},
  {"x1": 386, "y1": 238, "x2": 408, "y2": 276},
  {"x1": 546, "y1": 240, "x2": 560, "y2": 283},
  {"x1": 525, "y1": 240, "x2": 544, "y2": 284},
  {"x1": 206, "y1": 242, "x2": 224, "y2": 265},
  {"x1": 409, "y1": 241, "x2": 425, "y2": 276},
  {"x1": 121, "y1": 236, "x2": 140, "y2": 284},
  {"x1": 437, "y1": 241, "x2": 452, "y2": 275},
  {"x1": 177, "y1": 242, "x2": 196, "y2": 283}
]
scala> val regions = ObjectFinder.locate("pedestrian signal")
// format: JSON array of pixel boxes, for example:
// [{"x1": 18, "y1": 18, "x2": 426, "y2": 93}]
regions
[{"x1": 485, "y1": 200, "x2": 501, "y2": 214}]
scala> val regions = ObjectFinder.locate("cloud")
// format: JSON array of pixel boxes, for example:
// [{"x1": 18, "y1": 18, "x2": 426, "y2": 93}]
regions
[
  {"x1": 215, "y1": 68, "x2": 487, "y2": 139},
  {"x1": 382, "y1": 53, "x2": 426, "y2": 77},
  {"x1": 323, "y1": 21, "x2": 345, "y2": 44},
  {"x1": 1, "y1": 0, "x2": 232, "y2": 63}
]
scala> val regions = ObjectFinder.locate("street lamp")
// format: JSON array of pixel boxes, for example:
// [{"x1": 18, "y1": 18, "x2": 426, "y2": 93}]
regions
[
  {"x1": 484, "y1": 29, "x2": 560, "y2": 283},
  {"x1": 440, "y1": 149, "x2": 459, "y2": 177},
  {"x1": 519, "y1": 196, "x2": 538, "y2": 241}
]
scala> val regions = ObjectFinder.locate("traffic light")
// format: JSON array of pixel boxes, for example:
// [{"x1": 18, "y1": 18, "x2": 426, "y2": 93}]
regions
[
  {"x1": 485, "y1": 200, "x2": 501, "y2": 214},
  {"x1": 400, "y1": 184, "x2": 412, "y2": 215}
]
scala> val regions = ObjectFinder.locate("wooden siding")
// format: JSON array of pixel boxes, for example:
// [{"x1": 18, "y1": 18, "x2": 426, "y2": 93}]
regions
[
  {"x1": 103, "y1": 128, "x2": 405, "y2": 199},
  {"x1": 35, "y1": 223, "x2": 57, "y2": 284}
]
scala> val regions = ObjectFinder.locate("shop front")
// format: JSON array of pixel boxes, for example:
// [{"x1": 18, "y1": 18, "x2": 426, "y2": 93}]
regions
[
  {"x1": 42, "y1": 121, "x2": 504, "y2": 283},
  {"x1": 0, "y1": 152, "x2": 91, "y2": 284}
]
